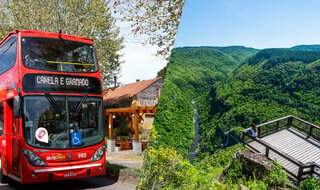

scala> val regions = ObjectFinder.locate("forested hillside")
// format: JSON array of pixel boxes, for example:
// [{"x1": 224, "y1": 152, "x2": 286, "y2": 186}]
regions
[
  {"x1": 138, "y1": 46, "x2": 320, "y2": 189},
  {"x1": 198, "y1": 48, "x2": 320, "y2": 159},
  {"x1": 291, "y1": 44, "x2": 320, "y2": 52},
  {"x1": 150, "y1": 47, "x2": 257, "y2": 157}
]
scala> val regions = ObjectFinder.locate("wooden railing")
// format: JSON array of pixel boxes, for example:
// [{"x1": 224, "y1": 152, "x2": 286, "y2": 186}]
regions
[
  {"x1": 242, "y1": 115, "x2": 320, "y2": 182},
  {"x1": 290, "y1": 116, "x2": 320, "y2": 142}
]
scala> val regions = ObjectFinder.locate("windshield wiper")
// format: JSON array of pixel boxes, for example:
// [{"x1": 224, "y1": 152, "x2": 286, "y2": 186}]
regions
[
  {"x1": 72, "y1": 93, "x2": 88, "y2": 119},
  {"x1": 45, "y1": 92, "x2": 66, "y2": 116}
]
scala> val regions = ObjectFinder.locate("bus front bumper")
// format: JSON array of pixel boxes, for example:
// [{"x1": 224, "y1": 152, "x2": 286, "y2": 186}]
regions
[{"x1": 21, "y1": 159, "x2": 106, "y2": 184}]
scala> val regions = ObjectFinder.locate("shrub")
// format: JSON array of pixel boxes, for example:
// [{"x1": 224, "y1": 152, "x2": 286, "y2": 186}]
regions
[
  {"x1": 137, "y1": 146, "x2": 198, "y2": 189},
  {"x1": 266, "y1": 160, "x2": 290, "y2": 188},
  {"x1": 300, "y1": 176, "x2": 320, "y2": 190}
]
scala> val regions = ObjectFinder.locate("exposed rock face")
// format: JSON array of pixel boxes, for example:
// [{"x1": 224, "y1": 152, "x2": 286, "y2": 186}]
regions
[
  {"x1": 222, "y1": 150, "x2": 274, "y2": 181},
  {"x1": 238, "y1": 150, "x2": 274, "y2": 179}
]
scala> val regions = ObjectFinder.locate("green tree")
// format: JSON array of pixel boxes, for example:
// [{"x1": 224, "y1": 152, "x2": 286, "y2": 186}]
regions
[
  {"x1": 113, "y1": 0, "x2": 185, "y2": 59},
  {"x1": 137, "y1": 146, "x2": 198, "y2": 190},
  {"x1": 0, "y1": 0, "x2": 124, "y2": 87},
  {"x1": 156, "y1": 65, "x2": 167, "y2": 79}
]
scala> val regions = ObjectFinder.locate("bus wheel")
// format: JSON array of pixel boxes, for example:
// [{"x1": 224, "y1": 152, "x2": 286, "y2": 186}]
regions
[{"x1": 0, "y1": 156, "x2": 6, "y2": 183}]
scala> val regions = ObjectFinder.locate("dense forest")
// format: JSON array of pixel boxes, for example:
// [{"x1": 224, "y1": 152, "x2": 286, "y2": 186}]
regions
[
  {"x1": 138, "y1": 46, "x2": 320, "y2": 189},
  {"x1": 151, "y1": 47, "x2": 258, "y2": 157},
  {"x1": 290, "y1": 44, "x2": 320, "y2": 52}
]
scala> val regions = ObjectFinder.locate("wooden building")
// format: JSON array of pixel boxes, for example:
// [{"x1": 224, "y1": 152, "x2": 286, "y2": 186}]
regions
[
  {"x1": 104, "y1": 77, "x2": 163, "y2": 108},
  {"x1": 103, "y1": 78, "x2": 163, "y2": 142}
]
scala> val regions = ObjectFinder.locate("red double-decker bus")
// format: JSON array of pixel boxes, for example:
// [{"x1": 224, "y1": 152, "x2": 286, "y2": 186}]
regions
[{"x1": 0, "y1": 30, "x2": 105, "y2": 184}]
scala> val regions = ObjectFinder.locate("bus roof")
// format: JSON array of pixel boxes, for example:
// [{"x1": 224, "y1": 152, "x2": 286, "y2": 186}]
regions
[{"x1": 1, "y1": 30, "x2": 93, "y2": 45}]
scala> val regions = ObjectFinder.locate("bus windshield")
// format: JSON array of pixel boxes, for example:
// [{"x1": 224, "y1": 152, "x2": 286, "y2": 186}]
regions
[
  {"x1": 23, "y1": 96, "x2": 103, "y2": 149},
  {"x1": 21, "y1": 37, "x2": 98, "y2": 73}
]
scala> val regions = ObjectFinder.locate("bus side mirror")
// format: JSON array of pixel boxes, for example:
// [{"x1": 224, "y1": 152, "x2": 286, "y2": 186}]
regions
[{"x1": 14, "y1": 96, "x2": 22, "y2": 118}]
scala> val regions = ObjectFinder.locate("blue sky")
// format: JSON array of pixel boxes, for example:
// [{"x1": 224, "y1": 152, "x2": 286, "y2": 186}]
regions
[{"x1": 174, "y1": 0, "x2": 320, "y2": 49}]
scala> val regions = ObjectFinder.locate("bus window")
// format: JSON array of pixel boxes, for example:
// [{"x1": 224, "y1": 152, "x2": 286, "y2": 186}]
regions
[
  {"x1": 21, "y1": 37, "x2": 98, "y2": 73},
  {"x1": 0, "y1": 37, "x2": 17, "y2": 75},
  {"x1": 23, "y1": 96, "x2": 103, "y2": 149},
  {"x1": 0, "y1": 102, "x2": 3, "y2": 135}
]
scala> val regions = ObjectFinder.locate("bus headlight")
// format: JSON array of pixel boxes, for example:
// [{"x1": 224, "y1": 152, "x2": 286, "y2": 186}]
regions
[
  {"x1": 90, "y1": 145, "x2": 105, "y2": 162},
  {"x1": 22, "y1": 149, "x2": 47, "y2": 167}
]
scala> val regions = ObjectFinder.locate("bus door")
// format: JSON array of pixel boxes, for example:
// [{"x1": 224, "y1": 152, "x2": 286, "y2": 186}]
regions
[
  {"x1": 8, "y1": 100, "x2": 19, "y2": 174},
  {"x1": 0, "y1": 102, "x2": 5, "y2": 173}
]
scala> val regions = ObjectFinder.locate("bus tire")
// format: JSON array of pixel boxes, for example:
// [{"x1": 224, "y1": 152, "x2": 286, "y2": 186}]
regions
[{"x1": 0, "y1": 155, "x2": 6, "y2": 183}]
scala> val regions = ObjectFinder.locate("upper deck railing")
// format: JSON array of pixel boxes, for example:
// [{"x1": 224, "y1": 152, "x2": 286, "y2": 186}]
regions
[{"x1": 242, "y1": 115, "x2": 320, "y2": 182}]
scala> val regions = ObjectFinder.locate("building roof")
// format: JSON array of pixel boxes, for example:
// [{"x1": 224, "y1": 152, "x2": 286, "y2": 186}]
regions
[{"x1": 103, "y1": 78, "x2": 162, "y2": 105}]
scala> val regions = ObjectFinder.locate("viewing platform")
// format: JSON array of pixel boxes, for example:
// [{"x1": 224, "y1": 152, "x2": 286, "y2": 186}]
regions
[{"x1": 242, "y1": 115, "x2": 320, "y2": 182}]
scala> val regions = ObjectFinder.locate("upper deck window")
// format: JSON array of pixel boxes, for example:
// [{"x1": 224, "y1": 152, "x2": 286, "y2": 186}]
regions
[
  {"x1": 0, "y1": 37, "x2": 17, "y2": 74},
  {"x1": 21, "y1": 37, "x2": 98, "y2": 73}
]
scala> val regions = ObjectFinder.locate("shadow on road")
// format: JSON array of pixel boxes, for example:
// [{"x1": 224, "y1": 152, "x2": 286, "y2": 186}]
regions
[
  {"x1": 2, "y1": 175, "x2": 117, "y2": 190},
  {"x1": 0, "y1": 165, "x2": 136, "y2": 190}
]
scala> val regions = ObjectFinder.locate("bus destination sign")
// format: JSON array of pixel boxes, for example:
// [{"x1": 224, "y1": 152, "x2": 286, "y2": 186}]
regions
[
  {"x1": 36, "y1": 75, "x2": 89, "y2": 87},
  {"x1": 22, "y1": 74, "x2": 101, "y2": 94}
]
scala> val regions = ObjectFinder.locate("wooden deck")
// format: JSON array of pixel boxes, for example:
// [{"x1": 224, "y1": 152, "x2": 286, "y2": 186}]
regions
[
  {"x1": 243, "y1": 115, "x2": 320, "y2": 182},
  {"x1": 247, "y1": 127, "x2": 320, "y2": 177}
]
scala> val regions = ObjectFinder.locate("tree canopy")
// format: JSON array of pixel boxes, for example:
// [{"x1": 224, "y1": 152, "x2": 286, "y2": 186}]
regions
[
  {"x1": 142, "y1": 46, "x2": 320, "y2": 188},
  {"x1": 0, "y1": 0, "x2": 124, "y2": 87},
  {"x1": 113, "y1": 0, "x2": 185, "y2": 59}
]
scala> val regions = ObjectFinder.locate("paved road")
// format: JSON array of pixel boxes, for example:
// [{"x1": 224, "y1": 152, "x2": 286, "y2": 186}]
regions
[{"x1": 0, "y1": 175, "x2": 136, "y2": 190}]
